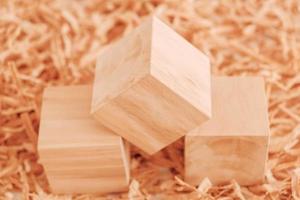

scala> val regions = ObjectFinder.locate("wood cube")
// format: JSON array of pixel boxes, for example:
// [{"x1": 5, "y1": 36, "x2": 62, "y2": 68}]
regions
[
  {"x1": 91, "y1": 16, "x2": 211, "y2": 154},
  {"x1": 38, "y1": 85, "x2": 130, "y2": 194},
  {"x1": 185, "y1": 77, "x2": 270, "y2": 186}
]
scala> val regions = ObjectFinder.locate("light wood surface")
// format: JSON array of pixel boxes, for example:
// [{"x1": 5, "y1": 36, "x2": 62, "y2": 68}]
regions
[
  {"x1": 185, "y1": 77, "x2": 270, "y2": 186},
  {"x1": 91, "y1": 16, "x2": 211, "y2": 155},
  {"x1": 46, "y1": 177, "x2": 128, "y2": 194},
  {"x1": 38, "y1": 85, "x2": 130, "y2": 194}
]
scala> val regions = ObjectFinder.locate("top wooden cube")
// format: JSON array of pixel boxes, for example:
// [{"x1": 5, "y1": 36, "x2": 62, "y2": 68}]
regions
[{"x1": 91, "y1": 16, "x2": 211, "y2": 154}]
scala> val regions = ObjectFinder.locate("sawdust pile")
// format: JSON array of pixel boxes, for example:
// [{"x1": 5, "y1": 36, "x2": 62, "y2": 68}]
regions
[{"x1": 1, "y1": 0, "x2": 300, "y2": 199}]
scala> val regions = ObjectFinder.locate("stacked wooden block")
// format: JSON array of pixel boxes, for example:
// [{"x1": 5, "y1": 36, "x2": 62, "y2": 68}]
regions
[
  {"x1": 38, "y1": 86, "x2": 129, "y2": 193},
  {"x1": 38, "y1": 16, "x2": 270, "y2": 194},
  {"x1": 185, "y1": 77, "x2": 269, "y2": 185}
]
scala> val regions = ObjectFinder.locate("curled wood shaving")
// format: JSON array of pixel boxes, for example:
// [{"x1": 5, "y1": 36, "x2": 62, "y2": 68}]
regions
[{"x1": 128, "y1": 179, "x2": 144, "y2": 200}]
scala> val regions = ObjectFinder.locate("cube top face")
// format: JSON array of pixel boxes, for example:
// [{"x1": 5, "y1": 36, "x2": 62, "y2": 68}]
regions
[
  {"x1": 189, "y1": 77, "x2": 269, "y2": 137},
  {"x1": 39, "y1": 85, "x2": 120, "y2": 148},
  {"x1": 92, "y1": 16, "x2": 211, "y2": 154}
]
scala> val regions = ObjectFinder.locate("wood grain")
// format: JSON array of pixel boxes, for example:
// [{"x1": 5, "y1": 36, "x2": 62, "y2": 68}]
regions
[
  {"x1": 91, "y1": 16, "x2": 211, "y2": 154},
  {"x1": 38, "y1": 85, "x2": 130, "y2": 194},
  {"x1": 185, "y1": 77, "x2": 270, "y2": 186},
  {"x1": 46, "y1": 177, "x2": 128, "y2": 194}
]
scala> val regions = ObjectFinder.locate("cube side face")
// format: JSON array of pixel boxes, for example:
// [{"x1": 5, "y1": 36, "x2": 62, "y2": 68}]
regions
[
  {"x1": 91, "y1": 17, "x2": 153, "y2": 112},
  {"x1": 38, "y1": 86, "x2": 129, "y2": 194},
  {"x1": 41, "y1": 140, "x2": 129, "y2": 194},
  {"x1": 92, "y1": 75, "x2": 209, "y2": 154},
  {"x1": 185, "y1": 135, "x2": 268, "y2": 185},
  {"x1": 150, "y1": 17, "x2": 211, "y2": 119}
]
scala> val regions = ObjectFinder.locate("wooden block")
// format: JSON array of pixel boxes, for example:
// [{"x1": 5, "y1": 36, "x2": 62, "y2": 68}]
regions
[
  {"x1": 38, "y1": 85, "x2": 130, "y2": 194},
  {"x1": 91, "y1": 16, "x2": 211, "y2": 154},
  {"x1": 185, "y1": 77, "x2": 270, "y2": 186}
]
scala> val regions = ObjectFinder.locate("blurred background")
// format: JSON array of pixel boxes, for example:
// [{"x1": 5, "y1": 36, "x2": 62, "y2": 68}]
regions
[{"x1": 0, "y1": 0, "x2": 300, "y2": 199}]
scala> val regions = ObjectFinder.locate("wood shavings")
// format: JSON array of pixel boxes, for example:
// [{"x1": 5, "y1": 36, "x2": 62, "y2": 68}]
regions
[
  {"x1": 231, "y1": 180, "x2": 246, "y2": 200},
  {"x1": 0, "y1": 0, "x2": 300, "y2": 199},
  {"x1": 292, "y1": 168, "x2": 300, "y2": 199},
  {"x1": 19, "y1": 166, "x2": 30, "y2": 200},
  {"x1": 174, "y1": 176, "x2": 196, "y2": 192},
  {"x1": 128, "y1": 180, "x2": 144, "y2": 200},
  {"x1": 20, "y1": 113, "x2": 37, "y2": 150},
  {"x1": 196, "y1": 178, "x2": 212, "y2": 199}
]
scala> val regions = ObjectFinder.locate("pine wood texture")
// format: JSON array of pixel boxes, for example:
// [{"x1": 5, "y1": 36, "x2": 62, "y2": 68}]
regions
[
  {"x1": 38, "y1": 85, "x2": 130, "y2": 194},
  {"x1": 91, "y1": 16, "x2": 211, "y2": 155},
  {"x1": 185, "y1": 77, "x2": 270, "y2": 186}
]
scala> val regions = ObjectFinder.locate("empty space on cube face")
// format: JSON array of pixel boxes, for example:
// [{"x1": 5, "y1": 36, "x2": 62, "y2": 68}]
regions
[
  {"x1": 91, "y1": 16, "x2": 211, "y2": 155},
  {"x1": 185, "y1": 77, "x2": 270, "y2": 185},
  {"x1": 38, "y1": 85, "x2": 129, "y2": 193}
]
